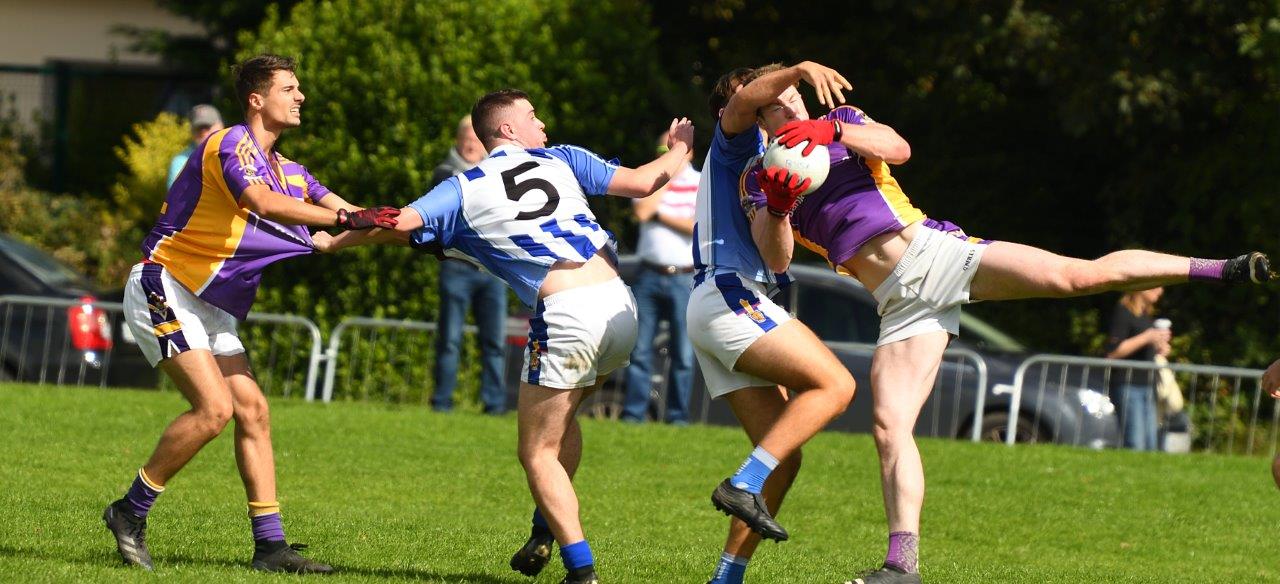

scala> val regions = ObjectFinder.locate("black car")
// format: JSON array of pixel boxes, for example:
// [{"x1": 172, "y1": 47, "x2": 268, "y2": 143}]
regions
[
  {"x1": 562, "y1": 257, "x2": 1120, "y2": 448},
  {"x1": 0, "y1": 234, "x2": 156, "y2": 387}
]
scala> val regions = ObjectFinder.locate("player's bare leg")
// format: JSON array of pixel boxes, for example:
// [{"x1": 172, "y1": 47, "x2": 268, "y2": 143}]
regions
[
  {"x1": 970, "y1": 242, "x2": 1270, "y2": 302},
  {"x1": 222, "y1": 355, "x2": 276, "y2": 502},
  {"x1": 516, "y1": 379, "x2": 600, "y2": 582},
  {"x1": 104, "y1": 349, "x2": 232, "y2": 570},
  {"x1": 850, "y1": 332, "x2": 949, "y2": 584},
  {"x1": 220, "y1": 354, "x2": 331, "y2": 574},
  {"x1": 709, "y1": 385, "x2": 801, "y2": 583},
  {"x1": 712, "y1": 320, "x2": 854, "y2": 542}
]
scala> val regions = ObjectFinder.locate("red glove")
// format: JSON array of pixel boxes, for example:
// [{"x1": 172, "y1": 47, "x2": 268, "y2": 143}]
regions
[
  {"x1": 776, "y1": 119, "x2": 843, "y2": 156},
  {"x1": 337, "y1": 206, "x2": 401, "y2": 230},
  {"x1": 757, "y1": 167, "x2": 811, "y2": 217}
]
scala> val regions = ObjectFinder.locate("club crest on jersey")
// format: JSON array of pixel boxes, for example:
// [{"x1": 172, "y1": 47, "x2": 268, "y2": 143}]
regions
[{"x1": 738, "y1": 299, "x2": 767, "y2": 323}]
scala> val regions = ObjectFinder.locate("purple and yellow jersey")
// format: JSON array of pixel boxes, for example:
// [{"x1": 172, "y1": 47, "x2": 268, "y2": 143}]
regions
[
  {"x1": 141, "y1": 124, "x2": 330, "y2": 319},
  {"x1": 742, "y1": 106, "x2": 947, "y2": 266}
]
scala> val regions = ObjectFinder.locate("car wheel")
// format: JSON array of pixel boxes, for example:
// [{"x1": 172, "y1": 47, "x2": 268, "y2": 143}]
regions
[
  {"x1": 978, "y1": 411, "x2": 1043, "y2": 444},
  {"x1": 580, "y1": 389, "x2": 625, "y2": 421}
]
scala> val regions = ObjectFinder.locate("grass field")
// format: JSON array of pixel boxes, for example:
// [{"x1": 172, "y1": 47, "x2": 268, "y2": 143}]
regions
[{"x1": 1, "y1": 383, "x2": 1277, "y2": 583}]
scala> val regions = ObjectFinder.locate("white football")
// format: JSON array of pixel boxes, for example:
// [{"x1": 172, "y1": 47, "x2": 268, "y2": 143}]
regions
[{"x1": 762, "y1": 139, "x2": 829, "y2": 196}]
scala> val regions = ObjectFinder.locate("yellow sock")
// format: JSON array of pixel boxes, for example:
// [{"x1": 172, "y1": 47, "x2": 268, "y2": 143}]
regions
[
  {"x1": 138, "y1": 468, "x2": 166, "y2": 491},
  {"x1": 248, "y1": 500, "x2": 281, "y2": 517}
]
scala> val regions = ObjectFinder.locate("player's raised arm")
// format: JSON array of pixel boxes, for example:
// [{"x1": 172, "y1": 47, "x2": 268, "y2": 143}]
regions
[
  {"x1": 721, "y1": 61, "x2": 851, "y2": 136},
  {"x1": 606, "y1": 118, "x2": 695, "y2": 198},
  {"x1": 776, "y1": 107, "x2": 911, "y2": 164}
]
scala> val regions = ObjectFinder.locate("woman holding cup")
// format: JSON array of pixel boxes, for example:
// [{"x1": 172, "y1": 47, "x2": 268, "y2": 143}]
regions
[{"x1": 1104, "y1": 287, "x2": 1170, "y2": 451}]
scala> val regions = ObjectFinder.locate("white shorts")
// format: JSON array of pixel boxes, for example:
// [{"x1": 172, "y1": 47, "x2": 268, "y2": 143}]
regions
[
  {"x1": 686, "y1": 273, "x2": 793, "y2": 399},
  {"x1": 522, "y1": 278, "x2": 638, "y2": 390},
  {"x1": 122, "y1": 263, "x2": 245, "y2": 367},
  {"x1": 871, "y1": 226, "x2": 988, "y2": 346}
]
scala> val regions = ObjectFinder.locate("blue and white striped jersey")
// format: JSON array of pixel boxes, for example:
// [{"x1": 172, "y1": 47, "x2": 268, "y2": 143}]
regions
[
  {"x1": 693, "y1": 122, "x2": 787, "y2": 288},
  {"x1": 406, "y1": 143, "x2": 618, "y2": 307}
]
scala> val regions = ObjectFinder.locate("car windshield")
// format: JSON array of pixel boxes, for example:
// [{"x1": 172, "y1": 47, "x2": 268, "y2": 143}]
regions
[
  {"x1": 958, "y1": 312, "x2": 1027, "y2": 352},
  {"x1": 0, "y1": 235, "x2": 88, "y2": 288}
]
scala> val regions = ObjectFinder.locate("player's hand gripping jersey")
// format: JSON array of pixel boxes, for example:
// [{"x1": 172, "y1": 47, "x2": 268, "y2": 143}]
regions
[
  {"x1": 740, "y1": 106, "x2": 984, "y2": 266},
  {"x1": 406, "y1": 144, "x2": 619, "y2": 308},
  {"x1": 141, "y1": 124, "x2": 328, "y2": 319}
]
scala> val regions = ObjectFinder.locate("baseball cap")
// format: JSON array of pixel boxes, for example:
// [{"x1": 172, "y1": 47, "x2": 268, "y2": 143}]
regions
[{"x1": 189, "y1": 104, "x2": 224, "y2": 130}]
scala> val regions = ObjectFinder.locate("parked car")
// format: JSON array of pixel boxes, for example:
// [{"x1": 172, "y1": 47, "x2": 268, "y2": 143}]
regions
[
  {"x1": 505, "y1": 256, "x2": 1120, "y2": 448},
  {"x1": 0, "y1": 234, "x2": 157, "y2": 387}
]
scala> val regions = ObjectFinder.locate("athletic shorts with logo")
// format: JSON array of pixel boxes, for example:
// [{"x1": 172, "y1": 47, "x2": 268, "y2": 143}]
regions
[
  {"x1": 122, "y1": 263, "x2": 245, "y2": 367},
  {"x1": 872, "y1": 225, "x2": 989, "y2": 346},
  {"x1": 686, "y1": 272, "x2": 794, "y2": 399},
  {"x1": 523, "y1": 278, "x2": 638, "y2": 390}
]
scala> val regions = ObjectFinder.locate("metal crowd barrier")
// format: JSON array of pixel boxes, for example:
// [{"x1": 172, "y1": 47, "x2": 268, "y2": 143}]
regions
[
  {"x1": 0, "y1": 295, "x2": 323, "y2": 399},
  {"x1": 825, "y1": 342, "x2": 990, "y2": 442},
  {"x1": 320, "y1": 316, "x2": 527, "y2": 404},
  {"x1": 1008, "y1": 354, "x2": 1273, "y2": 455}
]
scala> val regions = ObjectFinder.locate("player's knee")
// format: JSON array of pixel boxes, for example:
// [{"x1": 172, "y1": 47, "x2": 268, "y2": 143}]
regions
[
  {"x1": 871, "y1": 415, "x2": 912, "y2": 447},
  {"x1": 195, "y1": 403, "x2": 234, "y2": 436},
  {"x1": 823, "y1": 372, "x2": 856, "y2": 414},
  {"x1": 516, "y1": 442, "x2": 556, "y2": 470},
  {"x1": 233, "y1": 395, "x2": 271, "y2": 430},
  {"x1": 1058, "y1": 260, "x2": 1115, "y2": 296}
]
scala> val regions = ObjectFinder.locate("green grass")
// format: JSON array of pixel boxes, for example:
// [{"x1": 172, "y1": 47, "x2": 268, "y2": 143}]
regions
[{"x1": 1, "y1": 383, "x2": 1277, "y2": 583}]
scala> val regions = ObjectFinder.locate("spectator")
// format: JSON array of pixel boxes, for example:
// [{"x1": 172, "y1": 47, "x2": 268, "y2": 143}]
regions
[
  {"x1": 620, "y1": 132, "x2": 698, "y2": 424},
  {"x1": 166, "y1": 104, "x2": 224, "y2": 188},
  {"x1": 1262, "y1": 359, "x2": 1280, "y2": 489},
  {"x1": 431, "y1": 115, "x2": 509, "y2": 415},
  {"x1": 1103, "y1": 287, "x2": 1170, "y2": 451}
]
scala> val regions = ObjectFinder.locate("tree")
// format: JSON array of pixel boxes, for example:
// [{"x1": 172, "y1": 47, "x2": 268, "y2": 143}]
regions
[
  {"x1": 228, "y1": 0, "x2": 668, "y2": 401},
  {"x1": 650, "y1": 0, "x2": 1280, "y2": 363}
]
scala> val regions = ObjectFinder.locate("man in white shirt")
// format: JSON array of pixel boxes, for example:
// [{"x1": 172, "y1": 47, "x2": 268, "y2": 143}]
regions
[{"x1": 621, "y1": 132, "x2": 699, "y2": 424}]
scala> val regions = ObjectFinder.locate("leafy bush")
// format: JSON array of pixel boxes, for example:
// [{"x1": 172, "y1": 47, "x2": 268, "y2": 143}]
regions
[
  {"x1": 232, "y1": 0, "x2": 666, "y2": 406},
  {"x1": 110, "y1": 112, "x2": 189, "y2": 231}
]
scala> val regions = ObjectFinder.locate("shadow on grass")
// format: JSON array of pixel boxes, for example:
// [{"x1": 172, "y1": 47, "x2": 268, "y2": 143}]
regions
[{"x1": 0, "y1": 545, "x2": 524, "y2": 582}]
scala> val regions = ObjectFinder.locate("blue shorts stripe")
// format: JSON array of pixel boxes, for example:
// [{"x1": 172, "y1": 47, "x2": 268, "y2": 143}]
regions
[
  {"x1": 713, "y1": 273, "x2": 777, "y2": 333},
  {"x1": 526, "y1": 300, "x2": 550, "y2": 385}
]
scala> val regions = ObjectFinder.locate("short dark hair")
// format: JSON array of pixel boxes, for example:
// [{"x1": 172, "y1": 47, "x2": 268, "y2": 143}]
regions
[
  {"x1": 471, "y1": 89, "x2": 530, "y2": 148},
  {"x1": 708, "y1": 67, "x2": 753, "y2": 120},
  {"x1": 233, "y1": 54, "x2": 297, "y2": 112}
]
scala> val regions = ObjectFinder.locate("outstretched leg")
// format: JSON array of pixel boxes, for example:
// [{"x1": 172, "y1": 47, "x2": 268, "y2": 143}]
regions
[
  {"x1": 969, "y1": 242, "x2": 1269, "y2": 302},
  {"x1": 104, "y1": 349, "x2": 233, "y2": 571}
]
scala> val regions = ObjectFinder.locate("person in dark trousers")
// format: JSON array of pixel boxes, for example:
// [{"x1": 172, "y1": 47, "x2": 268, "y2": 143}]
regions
[
  {"x1": 1103, "y1": 287, "x2": 1171, "y2": 451},
  {"x1": 430, "y1": 115, "x2": 510, "y2": 414},
  {"x1": 621, "y1": 131, "x2": 699, "y2": 424}
]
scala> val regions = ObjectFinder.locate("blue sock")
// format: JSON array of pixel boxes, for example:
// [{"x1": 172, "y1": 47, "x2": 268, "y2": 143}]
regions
[
  {"x1": 709, "y1": 552, "x2": 749, "y2": 584},
  {"x1": 531, "y1": 508, "x2": 551, "y2": 536},
  {"x1": 730, "y1": 446, "x2": 779, "y2": 494},
  {"x1": 560, "y1": 540, "x2": 594, "y2": 571}
]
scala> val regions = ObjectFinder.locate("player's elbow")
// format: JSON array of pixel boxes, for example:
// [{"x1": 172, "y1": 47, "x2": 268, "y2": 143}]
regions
[
  {"x1": 239, "y1": 192, "x2": 274, "y2": 217},
  {"x1": 764, "y1": 253, "x2": 792, "y2": 274},
  {"x1": 883, "y1": 141, "x2": 911, "y2": 165}
]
